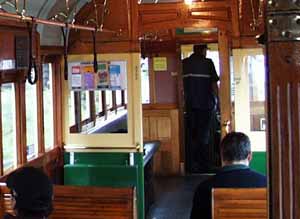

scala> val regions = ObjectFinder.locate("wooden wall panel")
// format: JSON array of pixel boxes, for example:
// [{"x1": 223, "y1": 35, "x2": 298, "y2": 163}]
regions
[
  {"x1": 238, "y1": 0, "x2": 264, "y2": 37},
  {"x1": 268, "y1": 42, "x2": 300, "y2": 219},
  {"x1": 143, "y1": 105, "x2": 180, "y2": 175},
  {"x1": 148, "y1": 53, "x2": 178, "y2": 104},
  {"x1": 138, "y1": 1, "x2": 231, "y2": 32}
]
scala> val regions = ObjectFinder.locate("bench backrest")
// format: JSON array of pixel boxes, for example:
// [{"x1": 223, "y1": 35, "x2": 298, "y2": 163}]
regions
[
  {"x1": 0, "y1": 184, "x2": 135, "y2": 219},
  {"x1": 212, "y1": 188, "x2": 267, "y2": 219}
]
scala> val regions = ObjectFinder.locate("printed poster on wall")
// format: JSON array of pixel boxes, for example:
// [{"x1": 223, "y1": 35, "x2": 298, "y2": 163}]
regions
[
  {"x1": 110, "y1": 61, "x2": 127, "y2": 90},
  {"x1": 69, "y1": 62, "x2": 82, "y2": 90},
  {"x1": 109, "y1": 64, "x2": 121, "y2": 89},
  {"x1": 81, "y1": 63, "x2": 95, "y2": 90},
  {"x1": 96, "y1": 62, "x2": 110, "y2": 89}
]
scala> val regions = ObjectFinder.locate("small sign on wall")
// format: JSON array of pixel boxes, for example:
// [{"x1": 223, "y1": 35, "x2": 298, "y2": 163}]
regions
[{"x1": 153, "y1": 57, "x2": 167, "y2": 71}]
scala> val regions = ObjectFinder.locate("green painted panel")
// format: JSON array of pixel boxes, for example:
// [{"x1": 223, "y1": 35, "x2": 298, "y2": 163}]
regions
[
  {"x1": 135, "y1": 153, "x2": 145, "y2": 219},
  {"x1": 64, "y1": 152, "x2": 145, "y2": 219},
  {"x1": 64, "y1": 152, "x2": 129, "y2": 165},
  {"x1": 250, "y1": 152, "x2": 267, "y2": 175},
  {"x1": 64, "y1": 164, "x2": 138, "y2": 187}
]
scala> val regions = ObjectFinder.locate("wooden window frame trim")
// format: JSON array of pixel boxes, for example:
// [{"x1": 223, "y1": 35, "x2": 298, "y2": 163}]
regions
[{"x1": 0, "y1": 89, "x2": 3, "y2": 175}]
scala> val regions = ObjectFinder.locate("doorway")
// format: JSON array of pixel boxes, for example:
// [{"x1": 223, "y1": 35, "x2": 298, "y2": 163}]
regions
[{"x1": 181, "y1": 44, "x2": 221, "y2": 174}]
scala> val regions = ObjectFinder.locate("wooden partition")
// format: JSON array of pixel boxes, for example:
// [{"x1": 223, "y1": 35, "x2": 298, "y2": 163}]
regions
[
  {"x1": 212, "y1": 188, "x2": 267, "y2": 219},
  {"x1": 0, "y1": 184, "x2": 136, "y2": 219},
  {"x1": 143, "y1": 104, "x2": 180, "y2": 176}
]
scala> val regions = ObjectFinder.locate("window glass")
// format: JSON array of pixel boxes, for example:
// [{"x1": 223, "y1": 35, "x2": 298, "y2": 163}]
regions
[
  {"x1": 26, "y1": 81, "x2": 38, "y2": 159},
  {"x1": 248, "y1": 55, "x2": 265, "y2": 131},
  {"x1": 69, "y1": 91, "x2": 75, "y2": 126},
  {"x1": 94, "y1": 91, "x2": 102, "y2": 114},
  {"x1": 206, "y1": 51, "x2": 220, "y2": 76},
  {"x1": 81, "y1": 91, "x2": 90, "y2": 120},
  {"x1": 106, "y1": 91, "x2": 112, "y2": 109},
  {"x1": 116, "y1": 90, "x2": 122, "y2": 106},
  {"x1": 233, "y1": 49, "x2": 266, "y2": 152},
  {"x1": 1, "y1": 83, "x2": 17, "y2": 172},
  {"x1": 141, "y1": 58, "x2": 150, "y2": 104},
  {"x1": 124, "y1": 90, "x2": 128, "y2": 104},
  {"x1": 43, "y1": 64, "x2": 54, "y2": 150}
]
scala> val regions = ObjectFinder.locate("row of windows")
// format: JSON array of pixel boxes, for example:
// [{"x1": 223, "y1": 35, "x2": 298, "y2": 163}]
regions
[
  {"x1": 69, "y1": 89, "x2": 127, "y2": 133},
  {"x1": 1, "y1": 63, "x2": 55, "y2": 174}
]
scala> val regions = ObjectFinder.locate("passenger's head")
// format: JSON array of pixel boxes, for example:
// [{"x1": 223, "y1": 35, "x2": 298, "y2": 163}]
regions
[
  {"x1": 193, "y1": 44, "x2": 207, "y2": 56},
  {"x1": 220, "y1": 132, "x2": 252, "y2": 166},
  {"x1": 6, "y1": 166, "x2": 53, "y2": 217}
]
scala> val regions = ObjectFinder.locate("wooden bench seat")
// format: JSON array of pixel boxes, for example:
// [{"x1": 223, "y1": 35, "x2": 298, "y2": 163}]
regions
[
  {"x1": 0, "y1": 184, "x2": 135, "y2": 219},
  {"x1": 212, "y1": 188, "x2": 267, "y2": 219}
]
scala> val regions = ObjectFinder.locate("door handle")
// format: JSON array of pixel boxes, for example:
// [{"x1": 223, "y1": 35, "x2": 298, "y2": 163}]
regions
[{"x1": 222, "y1": 120, "x2": 231, "y2": 134}]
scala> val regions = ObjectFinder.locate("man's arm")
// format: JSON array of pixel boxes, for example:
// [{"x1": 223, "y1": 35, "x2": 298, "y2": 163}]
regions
[{"x1": 212, "y1": 81, "x2": 219, "y2": 97}]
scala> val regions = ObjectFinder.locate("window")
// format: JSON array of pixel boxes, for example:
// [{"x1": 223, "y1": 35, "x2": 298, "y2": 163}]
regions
[
  {"x1": 141, "y1": 58, "x2": 150, "y2": 104},
  {"x1": 81, "y1": 91, "x2": 90, "y2": 121},
  {"x1": 69, "y1": 91, "x2": 75, "y2": 126},
  {"x1": 106, "y1": 91, "x2": 112, "y2": 109},
  {"x1": 1, "y1": 83, "x2": 17, "y2": 172},
  {"x1": 233, "y1": 49, "x2": 266, "y2": 152},
  {"x1": 116, "y1": 90, "x2": 122, "y2": 106},
  {"x1": 26, "y1": 81, "x2": 38, "y2": 159},
  {"x1": 248, "y1": 55, "x2": 265, "y2": 131},
  {"x1": 43, "y1": 64, "x2": 54, "y2": 150},
  {"x1": 95, "y1": 91, "x2": 102, "y2": 114}
]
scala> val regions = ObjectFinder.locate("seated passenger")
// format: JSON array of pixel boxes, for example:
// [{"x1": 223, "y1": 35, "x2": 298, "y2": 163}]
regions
[
  {"x1": 190, "y1": 132, "x2": 267, "y2": 219},
  {"x1": 4, "y1": 166, "x2": 53, "y2": 219}
]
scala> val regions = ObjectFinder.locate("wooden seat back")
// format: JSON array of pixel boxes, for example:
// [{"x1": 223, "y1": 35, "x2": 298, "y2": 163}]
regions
[
  {"x1": 0, "y1": 184, "x2": 135, "y2": 219},
  {"x1": 212, "y1": 188, "x2": 267, "y2": 219}
]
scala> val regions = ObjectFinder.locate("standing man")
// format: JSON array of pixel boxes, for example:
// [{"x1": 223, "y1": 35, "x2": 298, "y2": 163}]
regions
[{"x1": 182, "y1": 44, "x2": 219, "y2": 173}]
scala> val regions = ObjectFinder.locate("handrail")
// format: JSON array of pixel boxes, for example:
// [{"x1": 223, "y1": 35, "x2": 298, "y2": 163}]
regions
[{"x1": 0, "y1": 11, "x2": 115, "y2": 33}]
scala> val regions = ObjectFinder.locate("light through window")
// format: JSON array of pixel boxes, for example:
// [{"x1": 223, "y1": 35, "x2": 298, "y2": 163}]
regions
[
  {"x1": 26, "y1": 81, "x2": 38, "y2": 159},
  {"x1": 81, "y1": 91, "x2": 90, "y2": 121},
  {"x1": 1, "y1": 83, "x2": 17, "y2": 172},
  {"x1": 43, "y1": 63, "x2": 54, "y2": 150}
]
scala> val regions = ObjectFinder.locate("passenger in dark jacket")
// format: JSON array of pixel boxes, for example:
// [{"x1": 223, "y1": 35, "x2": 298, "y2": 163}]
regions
[
  {"x1": 3, "y1": 166, "x2": 53, "y2": 219},
  {"x1": 190, "y1": 132, "x2": 267, "y2": 219}
]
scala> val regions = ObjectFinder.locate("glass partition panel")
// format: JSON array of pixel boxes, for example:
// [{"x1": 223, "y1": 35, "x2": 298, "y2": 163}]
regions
[{"x1": 68, "y1": 61, "x2": 128, "y2": 134}]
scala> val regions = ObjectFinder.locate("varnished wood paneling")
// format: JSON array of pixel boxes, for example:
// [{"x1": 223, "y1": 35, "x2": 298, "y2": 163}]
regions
[
  {"x1": 212, "y1": 188, "x2": 267, "y2": 219},
  {"x1": 268, "y1": 42, "x2": 300, "y2": 219},
  {"x1": 238, "y1": 0, "x2": 264, "y2": 37},
  {"x1": 15, "y1": 82, "x2": 27, "y2": 165},
  {"x1": 0, "y1": 90, "x2": 3, "y2": 176},
  {"x1": 218, "y1": 30, "x2": 231, "y2": 137},
  {"x1": 143, "y1": 105, "x2": 180, "y2": 175}
]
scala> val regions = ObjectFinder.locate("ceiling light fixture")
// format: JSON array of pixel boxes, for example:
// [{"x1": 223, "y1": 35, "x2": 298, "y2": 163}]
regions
[{"x1": 184, "y1": 0, "x2": 193, "y2": 5}]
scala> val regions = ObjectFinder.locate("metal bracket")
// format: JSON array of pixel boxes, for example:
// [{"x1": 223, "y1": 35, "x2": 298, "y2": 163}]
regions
[
  {"x1": 267, "y1": 12, "x2": 300, "y2": 41},
  {"x1": 267, "y1": 0, "x2": 300, "y2": 12}
]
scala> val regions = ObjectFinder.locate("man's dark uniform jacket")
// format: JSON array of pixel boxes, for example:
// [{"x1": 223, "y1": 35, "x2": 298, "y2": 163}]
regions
[
  {"x1": 182, "y1": 53, "x2": 219, "y2": 110},
  {"x1": 190, "y1": 164, "x2": 267, "y2": 219}
]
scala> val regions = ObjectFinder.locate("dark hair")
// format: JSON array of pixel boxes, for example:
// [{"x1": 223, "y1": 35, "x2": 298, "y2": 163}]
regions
[
  {"x1": 6, "y1": 166, "x2": 53, "y2": 217},
  {"x1": 193, "y1": 44, "x2": 207, "y2": 54},
  {"x1": 220, "y1": 132, "x2": 251, "y2": 162}
]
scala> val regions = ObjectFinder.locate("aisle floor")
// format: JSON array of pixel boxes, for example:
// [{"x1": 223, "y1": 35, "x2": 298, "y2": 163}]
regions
[{"x1": 146, "y1": 175, "x2": 210, "y2": 219}]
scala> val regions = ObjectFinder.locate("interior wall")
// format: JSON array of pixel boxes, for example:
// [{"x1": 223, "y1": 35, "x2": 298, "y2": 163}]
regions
[{"x1": 149, "y1": 53, "x2": 178, "y2": 104}]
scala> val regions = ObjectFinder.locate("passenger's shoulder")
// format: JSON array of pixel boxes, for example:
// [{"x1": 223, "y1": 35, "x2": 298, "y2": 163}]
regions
[{"x1": 3, "y1": 213, "x2": 17, "y2": 219}]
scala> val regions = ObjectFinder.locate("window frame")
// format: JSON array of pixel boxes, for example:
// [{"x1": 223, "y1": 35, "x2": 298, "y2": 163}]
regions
[{"x1": 0, "y1": 55, "x2": 62, "y2": 176}]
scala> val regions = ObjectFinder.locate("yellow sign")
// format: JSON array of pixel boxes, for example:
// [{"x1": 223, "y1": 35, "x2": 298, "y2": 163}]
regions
[{"x1": 153, "y1": 57, "x2": 167, "y2": 71}]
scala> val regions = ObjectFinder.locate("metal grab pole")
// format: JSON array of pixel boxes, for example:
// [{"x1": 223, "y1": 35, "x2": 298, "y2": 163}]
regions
[{"x1": 0, "y1": 10, "x2": 115, "y2": 33}]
